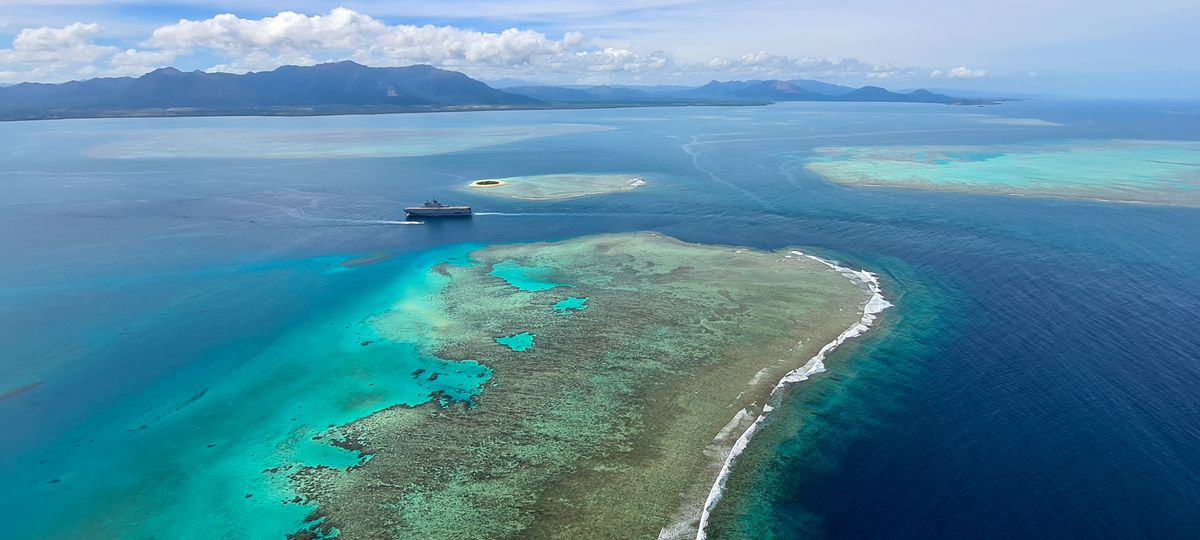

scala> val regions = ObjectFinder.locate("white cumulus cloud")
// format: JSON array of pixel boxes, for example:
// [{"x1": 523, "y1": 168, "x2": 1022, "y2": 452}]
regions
[
  {"x1": 143, "y1": 8, "x2": 617, "y2": 76},
  {"x1": 0, "y1": 7, "x2": 980, "y2": 87},
  {"x1": 931, "y1": 66, "x2": 988, "y2": 79},
  {"x1": 0, "y1": 22, "x2": 113, "y2": 65},
  {"x1": 0, "y1": 22, "x2": 118, "y2": 83}
]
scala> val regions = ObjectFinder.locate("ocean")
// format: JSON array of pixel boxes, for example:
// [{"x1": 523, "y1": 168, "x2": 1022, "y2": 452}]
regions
[{"x1": 1, "y1": 100, "x2": 1198, "y2": 538}]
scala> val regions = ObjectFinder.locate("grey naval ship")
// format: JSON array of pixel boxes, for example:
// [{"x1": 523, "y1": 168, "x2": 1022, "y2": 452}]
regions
[{"x1": 404, "y1": 199, "x2": 472, "y2": 217}]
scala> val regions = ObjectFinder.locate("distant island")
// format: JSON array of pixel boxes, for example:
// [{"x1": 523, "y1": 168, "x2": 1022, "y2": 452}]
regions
[
  {"x1": 504, "y1": 79, "x2": 974, "y2": 105},
  {"x1": 0, "y1": 61, "x2": 991, "y2": 121}
]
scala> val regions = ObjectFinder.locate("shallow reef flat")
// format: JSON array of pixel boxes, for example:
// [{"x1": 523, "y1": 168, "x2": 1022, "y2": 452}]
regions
[
  {"x1": 290, "y1": 233, "x2": 876, "y2": 539},
  {"x1": 90, "y1": 124, "x2": 610, "y2": 159},
  {"x1": 465, "y1": 173, "x2": 647, "y2": 200},
  {"x1": 806, "y1": 139, "x2": 1200, "y2": 206}
]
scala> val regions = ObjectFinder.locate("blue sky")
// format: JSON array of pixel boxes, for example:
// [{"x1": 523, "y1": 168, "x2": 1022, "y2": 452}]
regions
[{"x1": 1, "y1": 1, "x2": 1197, "y2": 97}]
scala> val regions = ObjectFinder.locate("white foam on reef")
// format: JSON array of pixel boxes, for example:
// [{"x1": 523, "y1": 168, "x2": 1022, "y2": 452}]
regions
[
  {"x1": 713, "y1": 408, "x2": 757, "y2": 442},
  {"x1": 690, "y1": 251, "x2": 892, "y2": 540}
]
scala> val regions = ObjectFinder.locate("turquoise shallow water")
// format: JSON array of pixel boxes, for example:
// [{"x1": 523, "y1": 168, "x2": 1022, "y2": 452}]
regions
[
  {"x1": 488, "y1": 260, "x2": 565, "y2": 291},
  {"x1": 2, "y1": 100, "x2": 1199, "y2": 538},
  {"x1": 495, "y1": 331, "x2": 536, "y2": 351},
  {"x1": 552, "y1": 296, "x2": 588, "y2": 313},
  {"x1": 806, "y1": 139, "x2": 1200, "y2": 205},
  {"x1": 1, "y1": 245, "x2": 493, "y2": 538}
]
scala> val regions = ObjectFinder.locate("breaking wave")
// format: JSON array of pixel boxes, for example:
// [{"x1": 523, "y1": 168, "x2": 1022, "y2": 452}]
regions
[{"x1": 690, "y1": 251, "x2": 892, "y2": 540}]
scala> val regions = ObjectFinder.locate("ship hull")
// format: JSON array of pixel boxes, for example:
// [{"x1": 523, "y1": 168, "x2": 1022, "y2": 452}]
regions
[{"x1": 405, "y1": 206, "x2": 472, "y2": 217}]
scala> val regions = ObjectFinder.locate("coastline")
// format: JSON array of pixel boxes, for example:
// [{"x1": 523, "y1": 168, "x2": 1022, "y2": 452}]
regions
[{"x1": 0, "y1": 97, "x2": 990, "y2": 124}]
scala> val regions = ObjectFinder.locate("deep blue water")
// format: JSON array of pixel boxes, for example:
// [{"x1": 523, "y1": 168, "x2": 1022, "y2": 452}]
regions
[{"x1": 1, "y1": 100, "x2": 1198, "y2": 538}]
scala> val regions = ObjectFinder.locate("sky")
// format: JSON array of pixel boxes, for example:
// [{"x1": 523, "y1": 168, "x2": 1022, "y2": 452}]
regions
[{"x1": 0, "y1": 0, "x2": 1197, "y2": 97}]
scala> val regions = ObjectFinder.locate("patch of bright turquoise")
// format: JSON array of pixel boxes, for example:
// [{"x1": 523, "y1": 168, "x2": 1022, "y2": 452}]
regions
[
  {"x1": 553, "y1": 297, "x2": 589, "y2": 313},
  {"x1": 489, "y1": 260, "x2": 565, "y2": 291},
  {"x1": 495, "y1": 332, "x2": 535, "y2": 351},
  {"x1": 0, "y1": 245, "x2": 494, "y2": 540},
  {"x1": 809, "y1": 141, "x2": 1200, "y2": 196}
]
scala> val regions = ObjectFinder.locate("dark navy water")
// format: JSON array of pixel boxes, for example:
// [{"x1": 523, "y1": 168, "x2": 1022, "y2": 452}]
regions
[{"x1": 1, "y1": 101, "x2": 1198, "y2": 538}]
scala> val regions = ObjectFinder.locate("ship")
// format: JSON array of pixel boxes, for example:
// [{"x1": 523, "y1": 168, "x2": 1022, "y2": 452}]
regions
[{"x1": 404, "y1": 199, "x2": 472, "y2": 217}]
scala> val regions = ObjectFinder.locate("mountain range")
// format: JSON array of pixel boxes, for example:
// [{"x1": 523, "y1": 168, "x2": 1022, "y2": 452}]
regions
[
  {"x1": 0, "y1": 61, "x2": 982, "y2": 121},
  {"x1": 506, "y1": 79, "x2": 962, "y2": 104}
]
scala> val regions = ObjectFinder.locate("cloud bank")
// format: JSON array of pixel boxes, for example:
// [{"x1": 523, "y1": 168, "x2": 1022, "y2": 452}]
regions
[{"x1": 0, "y1": 7, "x2": 985, "y2": 85}]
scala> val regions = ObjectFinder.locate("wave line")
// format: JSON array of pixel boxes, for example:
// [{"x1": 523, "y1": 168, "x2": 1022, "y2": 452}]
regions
[{"x1": 691, "y1": 252, "x2": 892, "y2": 540}]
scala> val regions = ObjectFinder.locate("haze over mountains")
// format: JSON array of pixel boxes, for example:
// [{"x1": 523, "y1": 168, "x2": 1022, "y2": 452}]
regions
[{"x1": 0, "y1": 61, "x2": 980, "y2": 121}]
